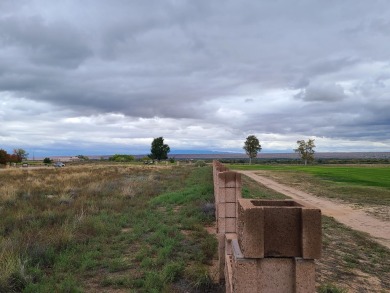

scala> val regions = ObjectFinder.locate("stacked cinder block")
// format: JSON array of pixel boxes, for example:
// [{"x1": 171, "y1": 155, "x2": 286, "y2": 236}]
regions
[
  {"x1": 213, "y1": 160, "x2": 242, "y2": 281},
  {"x1": 212, "y1": 160, "x2": 228, "y2": 205},
  {"x1": 213, "y1": 161, "x2": 321, "y2": 292},
  {"x1": 226, "y1": 198, "x2": 321, "y2": 293}
]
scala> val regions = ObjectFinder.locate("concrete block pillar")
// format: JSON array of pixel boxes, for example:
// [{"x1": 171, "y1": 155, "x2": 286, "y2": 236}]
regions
[
  {"x1": 215, "y1": 170, "x2": 241, "y2": 281},
  {"x1": 213, "y1": 161, "x2": 320, "y2": 292},
  {"x1": 217, "y1": 171, "x2": 241, "y2": 234},
  {"x1": 237, "y1": 198, "x2": 322, "y2": 259}
]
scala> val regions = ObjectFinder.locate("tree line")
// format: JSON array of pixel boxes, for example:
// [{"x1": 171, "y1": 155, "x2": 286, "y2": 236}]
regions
[
  {"x1": 1, "y1": 137, "x2": 315, "y2": 166},
  {"x1": 150, "y1": 135, "x2": 316, "y2": 165},
  {"x1": 0, "y1": 148, "x2": 29, "y2": 165},
  {"x1": 244, "y1": 135, "x2": 316, "y2": 165}
]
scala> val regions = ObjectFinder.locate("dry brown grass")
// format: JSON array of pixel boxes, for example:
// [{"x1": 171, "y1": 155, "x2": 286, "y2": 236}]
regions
[
  {"x1": 0, "y1": 163, "x2": 221, "y2": 292},
  {"x1": 0, "y1": 163, "x2": 178, "y2": 291}
]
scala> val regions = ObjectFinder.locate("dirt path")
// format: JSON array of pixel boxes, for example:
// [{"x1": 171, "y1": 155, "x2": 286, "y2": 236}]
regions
[{"x1": 238, "y1": 170, "x2": 390, "y2": 249}]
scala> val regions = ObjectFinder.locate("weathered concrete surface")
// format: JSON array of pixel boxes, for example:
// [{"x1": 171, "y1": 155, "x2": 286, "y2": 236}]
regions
[
  {"x1": 231, "y1": 239, "x2": 316, "y2": 293},
  {"x1": 237, "y1": 198, "x2": 321, "y2": 259}
]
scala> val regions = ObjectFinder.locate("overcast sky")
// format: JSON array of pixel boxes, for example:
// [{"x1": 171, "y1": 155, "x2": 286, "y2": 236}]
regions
[{"x1": 1, "y1": 0, "x2": 390, "y2": 156}]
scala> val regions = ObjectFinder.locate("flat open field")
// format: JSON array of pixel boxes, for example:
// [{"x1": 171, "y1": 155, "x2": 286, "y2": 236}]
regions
[
  {"x1": 1, "y1": 163, "x2": 389, "y2": 292},
  {"x1": 0, "y1": 164, "x2": 222, "y2": 292},
  {"x1": 233, "y1": 164, "x2": 390, "y2": 292},
  {"x1": 232, "y1": 164, "x2": 390, "y2": 206}
]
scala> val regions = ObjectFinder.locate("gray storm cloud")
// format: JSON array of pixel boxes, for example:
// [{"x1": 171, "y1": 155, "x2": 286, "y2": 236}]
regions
[
  {"x1": 1, "y1": 0, "x2": 390, "y2": 154},
  {"x1": 295, "y1": 82, "x2": 347, "y2": 102}
]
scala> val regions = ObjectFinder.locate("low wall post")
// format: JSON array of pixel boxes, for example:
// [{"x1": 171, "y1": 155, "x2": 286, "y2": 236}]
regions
[{"x1": 213, "y1": 161, "x2": 321, "y2": 292}]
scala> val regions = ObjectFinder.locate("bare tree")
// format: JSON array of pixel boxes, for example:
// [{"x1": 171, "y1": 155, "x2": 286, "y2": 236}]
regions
[{"x1": 294, "y1": 139, "x2": 316, "y2": 165}]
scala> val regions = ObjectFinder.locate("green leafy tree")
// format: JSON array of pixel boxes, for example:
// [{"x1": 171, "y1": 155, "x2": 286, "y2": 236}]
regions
[
  {"x1": 13, "y1": 148, "x2": 28, "y2": 162},
  {"x1": 43, "y1": 157, "x2": 52, "y2": 164},
  {"x1": 294, "y1": 139, "x2": 316, "y2": 165},
  {"x1": 149, "y1": 137, "x2": 170, "y2": 161},
  {"x1": 243, "y1": 135, "x2": 262, "y2": 164}
]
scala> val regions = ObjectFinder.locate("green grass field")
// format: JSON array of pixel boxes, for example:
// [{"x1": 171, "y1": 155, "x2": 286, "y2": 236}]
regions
[
  {"x1": 231, "y1": 164, "x2": 390, "y2": 188},
  {"x1": 231, "y1": 164, "x2": 390, "y2": 206}
]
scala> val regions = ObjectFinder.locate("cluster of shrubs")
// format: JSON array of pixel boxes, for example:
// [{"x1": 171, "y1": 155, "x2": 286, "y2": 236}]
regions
[
  {"x1": 109, "y1": 154, "x2": 135, "y2": 162},
  {"x1": 0, "y1": 149, "x2": 23, "y2": 165}
]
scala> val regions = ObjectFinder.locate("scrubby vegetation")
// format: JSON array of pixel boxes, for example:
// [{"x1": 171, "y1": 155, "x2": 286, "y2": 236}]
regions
[
  {"x1": 194, "y1": 160, "x2": 206, "y2": 167},
  {"x1": 0, "y1": 164, "x2": 220, "y2": 292},
  {"x1": 108, "y1": 154, "x2": 135, "y2": 162}
]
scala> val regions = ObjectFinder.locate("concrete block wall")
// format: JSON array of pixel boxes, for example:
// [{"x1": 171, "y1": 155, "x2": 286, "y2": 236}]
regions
[
  {"x1": 228, "y1": 239, "x2": 316, "y2": 293},
  {"x1": 237, "y1": 198, "x2": 322, "y2": 259},
  {"x1": 213, "y1": 161, "x2": 321, "y2": 292},
  {"x1": 213, "y1": 161, "x2": 242, "y2": 281}
]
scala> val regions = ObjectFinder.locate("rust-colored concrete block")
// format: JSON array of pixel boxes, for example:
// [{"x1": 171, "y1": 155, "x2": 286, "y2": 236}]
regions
[
  {"x1": 217, "y1": 233, "x2": 225, "y2": 281},
  {"x1": 226, "y1": 188, "x2": 240, "y2": 202},
  {"x1": 218, "y1": 187, "x2": 241, "y2": 203},
  {"x1": 226, "y1": 202, "x2": 236, "y2": 217},
  {"x1": 218, "y1": 217, "x2": 226, "y2": 234},
  {"x1": 237, "y1": 198, "x2": 265, "y2": 258},
  {"x1": 217, "y1": 202, "x2": 236, "y2": 218},
  {"x1": 236, "y1": 199, "x2": 321, "y2": 259},
  {"x1": 264, "y1": 206, "x2": 302, "y2": 257},
  {"x1": 232, "y1": 239, "x2": 258, "y2": 293},
  {"x1": 218, "y1": 203, "x2": 226, "y2": 218},
  {"x1": 218, "y1": 171, "x2": 242, "y2": 188},
  {"x1": 257, "y1": 258, "x2": 295, "y2": 293},
  {"x1": 213, "y1": 162, "x2": 318, "y2": 292},
  {"x1": 295, "y1": 258, "x2": 316, "y2": 293},
  {"x1": 218, "y1": 218, "x2": 236, "y2": 233},
  {"x1": 302, "y1": 208, "x2": 322, "y2": 259},
  {"x1": 226, "y1": 218, "x2": 236, "y2": 233}
]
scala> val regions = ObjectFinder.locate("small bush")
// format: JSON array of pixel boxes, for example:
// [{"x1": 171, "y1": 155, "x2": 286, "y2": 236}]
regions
[
  {"x1": 318, "y1": 283, "x2": 348, "y2": 293},
  {"x1": 43, "y1": 158, "x2": 52, "y2": 164},
  {"x1": 109, "y1": 154, "x2": 135, "y2": 162},
  {"x1": 0, "y1": 245, "x2": 27, "y2": 292},
  {"x1": 184, "y1": 263, "x2": 212, "y2": 289},
  {"x1": 162, "y1": 261, "x2": 184, "y2": 283},
  {"x1": 194, "y1": 160, "x2": 206, "y2": 167}
]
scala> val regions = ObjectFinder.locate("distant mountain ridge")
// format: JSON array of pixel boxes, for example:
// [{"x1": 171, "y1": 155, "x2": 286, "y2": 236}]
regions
[{"x1": 42, "y1": 151, "x2": 390, "y2": 161}]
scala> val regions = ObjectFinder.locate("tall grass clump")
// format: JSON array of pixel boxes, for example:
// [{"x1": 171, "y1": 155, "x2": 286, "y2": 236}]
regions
[{"x1": 0, "y1": 240, "x2": 27, "y2": 292}]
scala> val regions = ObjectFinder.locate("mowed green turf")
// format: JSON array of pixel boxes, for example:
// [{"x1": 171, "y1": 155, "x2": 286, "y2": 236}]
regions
[{"x1": 231, "y1": 164, "x2": 390, "y2": 189}]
